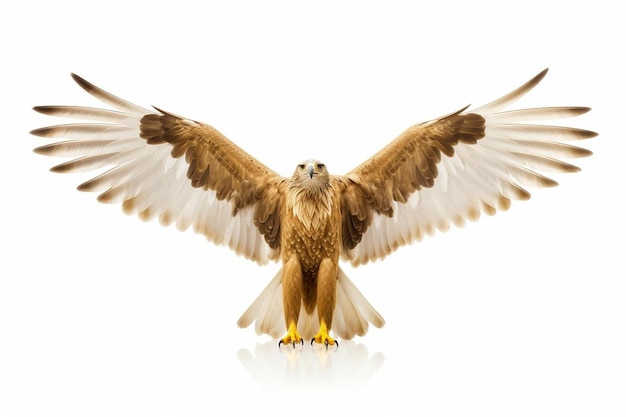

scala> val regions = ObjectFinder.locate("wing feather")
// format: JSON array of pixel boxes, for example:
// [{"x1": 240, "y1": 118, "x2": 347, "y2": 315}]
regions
[
  {"x1": 32, "y1": 74, "x2": 284, "y2": 264},
  {"x1": 33, "y1": 105, "x2": 133, "y2": 124},
  {"x1": 341, "y1": 69, "x2": 596, "y2": 266}
]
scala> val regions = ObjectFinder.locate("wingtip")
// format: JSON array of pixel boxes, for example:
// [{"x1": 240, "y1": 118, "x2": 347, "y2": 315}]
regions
[
  {"x1": 471, "y1": 68, "x2": 552, "y2": 114},
  {"x1": 576, "y1": 106, "x2": 592, "y2": 116},
  {"x1": 526, "y1": 67, "x2": 550, "y2": 90},
  {"x1": 29, "y1": 127, "x2": 47, "y2": 137},
  {"x1": 70, "y1": 72, "x2": 94, "y2": 92},
  {"x1": 32, "y1": 105, "x2": 57, "y2": 115}
]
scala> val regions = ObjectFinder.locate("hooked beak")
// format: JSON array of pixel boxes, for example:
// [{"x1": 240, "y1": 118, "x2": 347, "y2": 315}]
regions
[{"x1": 307, "y1": 163, "x2": 314, "y2": 178}]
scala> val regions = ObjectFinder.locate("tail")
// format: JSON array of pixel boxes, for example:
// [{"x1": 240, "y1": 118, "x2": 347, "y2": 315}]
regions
[{"x1": 237, "y1": 266, "x2": 385, "y2": 340}]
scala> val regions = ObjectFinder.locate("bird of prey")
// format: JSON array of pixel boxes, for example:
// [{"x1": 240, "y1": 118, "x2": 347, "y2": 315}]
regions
[{"x1": 31, "y1": 69, "x2": 596, "y2": 347}]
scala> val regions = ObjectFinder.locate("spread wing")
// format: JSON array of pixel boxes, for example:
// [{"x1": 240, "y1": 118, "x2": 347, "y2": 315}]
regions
[
  {"x1": 31, "y1": 74, "x2": 284, "y2": 264},
  {"x1": 339, "y1": 69, "x2": 597, "y2": 266}
]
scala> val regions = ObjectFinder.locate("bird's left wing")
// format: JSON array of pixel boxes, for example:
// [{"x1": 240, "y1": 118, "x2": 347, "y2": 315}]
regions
[
  {"x1": 338, "y1": 69, "x2": 597, "y2": 266},
  {"x1": 31, "y1": 74, "x2": 284, "y2": 264}
]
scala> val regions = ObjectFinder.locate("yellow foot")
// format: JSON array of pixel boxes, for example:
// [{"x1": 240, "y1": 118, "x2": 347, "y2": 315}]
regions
[
  {"x1": 278, "y1": 322, "x2": 303, "y2": 348},
  {"x1": 310, "y1": 321, "x2": 338, "y2": 348}
]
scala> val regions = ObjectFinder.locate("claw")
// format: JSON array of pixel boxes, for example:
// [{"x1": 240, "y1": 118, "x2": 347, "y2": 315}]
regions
[
  {"x1": 278, "y1": 321, "x2": 303, "y2": 349},
  {"x1": 325, "y1": 339, "x2": 339, "y2": 349},
  {"x1": 310, "y1": 321, "x2": 338, "y2": 349},
  {"x1": 310, "y1": 338, "x2": 338, "y2": 349},
  {"x1": 278, "y1": 338, "x2": 304, "y2": 348}
]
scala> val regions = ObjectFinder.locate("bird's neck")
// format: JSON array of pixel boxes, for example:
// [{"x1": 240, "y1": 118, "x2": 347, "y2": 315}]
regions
[{"x1": 286, "y1": 182, "x2": 334, "y2": 231}]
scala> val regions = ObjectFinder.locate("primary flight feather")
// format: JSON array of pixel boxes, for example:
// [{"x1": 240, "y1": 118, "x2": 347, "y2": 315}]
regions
[{"x1": 31, "y1": 69, "x2": 596, "y2": 347}]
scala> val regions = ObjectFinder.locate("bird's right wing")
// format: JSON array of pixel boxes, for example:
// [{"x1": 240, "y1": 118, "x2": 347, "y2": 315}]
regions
[{"x1": 31, "y1": 74, "x2": 285, "y2": 264}]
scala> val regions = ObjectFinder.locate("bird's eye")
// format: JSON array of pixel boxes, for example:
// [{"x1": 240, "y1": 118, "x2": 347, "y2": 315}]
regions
[
  {"x1": 317, "y1": 163, "x2": 325, "y2": 170},
  {"x1": 298, "y1": 164, "x2": 305, "y2": 170}
]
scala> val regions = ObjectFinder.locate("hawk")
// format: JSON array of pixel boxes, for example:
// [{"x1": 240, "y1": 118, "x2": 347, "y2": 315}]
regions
[{"x1": 31, "y1": 69, "x2": 596, "y2": 347}]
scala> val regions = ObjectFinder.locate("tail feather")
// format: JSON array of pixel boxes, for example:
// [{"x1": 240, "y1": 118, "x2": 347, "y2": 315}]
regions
[
  {"x1": 237, "y1": 266, "x2": 385, "y2": 340},
  {"x1": 237, "y1": 268, "x2": 284, "y2": 338},
  {"x1": 333, "y1": 267, "x2": 385, "y2": 339}
]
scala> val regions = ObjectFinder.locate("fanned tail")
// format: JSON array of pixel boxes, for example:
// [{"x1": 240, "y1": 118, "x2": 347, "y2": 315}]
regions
[{"x1": 237, "y1": 266, "x2": 384, "y2": 340}]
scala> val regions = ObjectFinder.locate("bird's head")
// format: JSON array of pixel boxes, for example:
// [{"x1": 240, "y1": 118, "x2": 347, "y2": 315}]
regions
[
  {"x1": 288, "y1": 160, "x2": 333, "y2": 217},
  {"x1": 291, "y1": 159, "x2": 330, "y2": 188}
]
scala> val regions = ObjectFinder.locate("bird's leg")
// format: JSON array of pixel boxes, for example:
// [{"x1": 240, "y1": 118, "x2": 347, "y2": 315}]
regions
[
  {"x1": 311, "y1": 258, "x2": 338, "y2": 347},
  {"x1": 279, "y1": 256, "x2": 304, "y2": 347}
]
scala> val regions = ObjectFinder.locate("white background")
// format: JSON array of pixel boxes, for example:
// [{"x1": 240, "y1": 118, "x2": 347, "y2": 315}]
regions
[{"x1": 1, "y1": 1, "x2": 624, "y2": 416}]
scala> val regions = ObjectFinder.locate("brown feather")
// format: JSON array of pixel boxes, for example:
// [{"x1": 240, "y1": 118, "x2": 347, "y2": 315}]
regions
[
  {"x1": 341, "y1": 111, "x2": 486, "y2": 249},
  {"x1": 136, "y1": 108, "x2": 286, "y2": 249}
]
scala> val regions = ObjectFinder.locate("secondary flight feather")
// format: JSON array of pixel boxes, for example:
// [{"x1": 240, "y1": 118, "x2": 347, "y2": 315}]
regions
[{"x1": 31, "y1": 69, "x2": 596, "y2": 347}]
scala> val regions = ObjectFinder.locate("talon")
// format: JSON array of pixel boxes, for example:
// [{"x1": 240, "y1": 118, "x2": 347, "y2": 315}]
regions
[
  {"x1": 279, "y1": 321, "x2": 302, "y2": 349},
  {"x1": 324, "y1": 339, "x2": 339, "y2": 349},
  {"x1": 310, "y1": 321, "x2": 338, "y2": 349}
]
